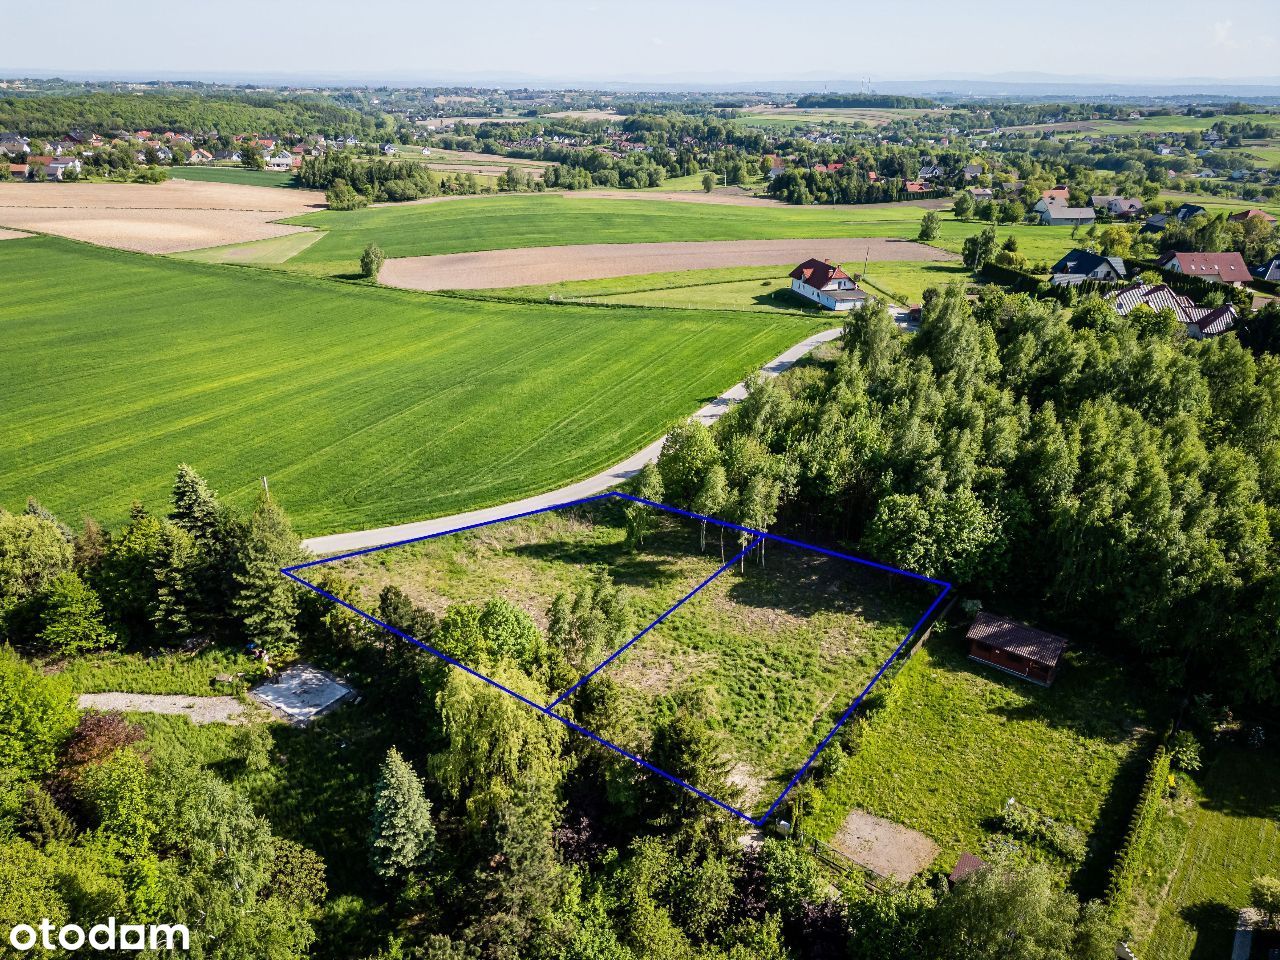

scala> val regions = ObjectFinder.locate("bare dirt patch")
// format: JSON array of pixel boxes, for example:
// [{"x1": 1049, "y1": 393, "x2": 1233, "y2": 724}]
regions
[
  {"x1": 78, "y1": 692, "x2": 249, "y2": 725},
  {"x1": 830, "y1": 809, "x2": 939, "y2": 881},
  {"x1": 380, "y1": 237, "x2": 957, "y2": 291},
  {"x1": 0, "y1": 179, "x2": 325, "y2": 253},
  {"x1": 0, "y1": 226, "x2": 29, "y2": 240}
]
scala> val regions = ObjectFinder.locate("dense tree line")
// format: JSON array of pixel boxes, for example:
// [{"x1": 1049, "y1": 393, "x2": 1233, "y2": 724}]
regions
[
  {"x1": 0, "y1": 92, "x2": 369, "y2": 139},
  {"x1": 654, "y1": 291, "x2": 1280, "y2": 709},
  {"x1": 299, "y1": 153, "x2": 490, "y2": 204},
  {"x1": 794, "y1": 94, "x2": 938, "y2": 110}
]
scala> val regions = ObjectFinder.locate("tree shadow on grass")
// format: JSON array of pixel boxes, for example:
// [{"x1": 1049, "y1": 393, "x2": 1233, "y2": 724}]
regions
[
  {"x1": 1181, "y1": 900, "x2": 1240, "y2": 960},
  {"x1": 1195, "y1": 746, "x2": 1280, "y2": 821}
]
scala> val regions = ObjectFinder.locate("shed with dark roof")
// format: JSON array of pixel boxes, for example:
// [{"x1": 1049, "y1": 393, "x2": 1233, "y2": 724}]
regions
[
  {"x1": 966, "y1": 612, "x2": 1068, "y2": 686},
  {"x1": 948, "y1": 852, "x2": 988, "y2": 885}
]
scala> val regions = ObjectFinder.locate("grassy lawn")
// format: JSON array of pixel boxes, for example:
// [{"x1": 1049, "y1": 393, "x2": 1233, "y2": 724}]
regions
[
  {"x1": 1, "y1": 236, "x2": 822, "y2": 535},
  {"x1": 167, "y1": 165, "x2": 299, "y2": 188},
  {"x1": 1127, "y1": 746, "x2": 1280, "y2": 960},
  {"x1": 277, "y1": 195, "x2": 954, "y2": 276},
  {"x1": 51, "y1": 648, "x2": 268, "y2": 695},
  {"x1": 329, "y1": 497, "x2": 934, "y2": 818},
  {"x1": 804, "y1": 630, "x2": 1156, "y2": 893}
]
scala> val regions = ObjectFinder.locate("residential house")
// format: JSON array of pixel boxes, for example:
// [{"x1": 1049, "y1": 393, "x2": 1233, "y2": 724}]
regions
[
  {"x1": 962, "y1": 162, "x2": 983, "y2": 181},
  {"x1": 265, "y1": 153, "x2": 293, "y2": 171},
  {"x1": 904, "y1": 180, "x2": 929, "y2": 194},
  {"x1": 213, "y1": 150, "x2": 242, "y2": 162},
  {"x1": 788, "y1": 259, "x2": 869, "y2": 312},
  {"x1": 966, "y1": 612, "x2": 1067, "y2": 687},
  {"x1": 1039, "y1": 187, "x2": 1070, "y2": 207},
  {"x1": 26, "y1": 156, "x2": 82, "y2": 180},
  {"x1": 1039, "y1": 205, "x2": 1095, "y2": 227},
  {"x1": 1090, "y1": 195, "x2": 1144, "y2": 218},
  {"x1": 1227, "y1": 209, "x2": 1278, "y2": 225},
  {"x1": 1256, "y1": 256, "x2": 1280, "y2": 283},
  {"x1": 187, "y1": 148, "x2": 214, "y2": 164},
  {"x1": 1049, "y1": 249, "x2": 1127, "y2": 286},
  {"x1": 1108, "y1": 283, "x2": 1237, "y2": 338},
  {"x1": 969, "y1": 187, "x2": 994, "y2": 201},
  {"x1": 380, "y1": 142, "x2": 397, "y2": 155},
  {"x1": 1158, "y1": 251, "x2": 1251, "y2": 285},
  {"x1": 0, "y1": 133, "x2": 29, "y2": 156},
  {"x1": 917, "y1": 164, "x2": 945, "y2": 181},
  {"x1": 6, "y1": 163, "x2": 28, "y2": 179}
]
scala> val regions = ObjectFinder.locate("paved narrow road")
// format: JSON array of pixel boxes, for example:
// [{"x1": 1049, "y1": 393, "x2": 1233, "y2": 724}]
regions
[{"x1": 301, "y1": 327, "x2": 843, "y2": 555}]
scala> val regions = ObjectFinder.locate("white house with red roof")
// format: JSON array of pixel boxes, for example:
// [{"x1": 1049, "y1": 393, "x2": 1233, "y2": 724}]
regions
[
  {"x1": 789, "y1": 259, "x2": 868, "y2": 311},
  {"x1": 1158, "y1": 251, "x2": 1251, "y2": 286}
]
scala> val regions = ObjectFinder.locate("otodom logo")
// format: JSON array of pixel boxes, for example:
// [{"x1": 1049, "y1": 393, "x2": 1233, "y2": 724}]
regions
[{"x1": 8, "y1": 919, "x2": 189, "y2": 952}]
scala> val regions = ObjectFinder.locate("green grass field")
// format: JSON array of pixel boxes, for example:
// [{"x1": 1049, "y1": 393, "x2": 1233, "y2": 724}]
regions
[
  {"x1": 1042, "y1": 113, "x2": 1279, "y2": 138},
  {"x1": 167, "y1": 165, "x2": 299, "y2": 188},
  {"x1": 276, "y1": 195, "x2": 1075, "y2": 278},
  {"x1": 805, "y1": 632, "x2": 1155, "y2": 892},
  {"x1": 332, "y1": 498, "x2": 929, "y2": 816},
  {"x1": 1127, "y1": 747, "x2": 1280, "y2": 960},
  {"x1": 0, "y1": 236, "x2": 823, "y2": 535},
  {"x1": 174, "y1": 231, "x2": 324, "y2": 265}
]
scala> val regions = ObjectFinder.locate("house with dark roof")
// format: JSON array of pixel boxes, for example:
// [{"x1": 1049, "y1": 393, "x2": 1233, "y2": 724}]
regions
[
  {"x1": 1158, "y1": 251, "x2": 1251, "y2": 286},
  {"x1": 1108, "y1": 283, "x2": 1237, "y2": 338},
  {"x1": 1256, "y1": 256, "x2": 1280, "y2": 283},
  {"x1": 1091, "y1": 195, "x2": 1144, "y2": 219},
  {"x1": 788, "y1": 259, "x2": 868, "y2": 312},
  {"x1": 1050, "y1": 249, "x2": 1127, "y2": 286},
  {"x1": 966, "y1": 612, "x2": 1068, "y2": 686}
]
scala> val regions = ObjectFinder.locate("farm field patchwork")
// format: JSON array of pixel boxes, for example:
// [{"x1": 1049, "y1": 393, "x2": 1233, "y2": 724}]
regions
[
  {"x1": 173, "y1": 230, "x2": 324, "y2": 265},
  {"x1": 378, "y1": 237, "x2": 955, "y2": 292},
  {"x1": 0, "y1": 236, "x2": 824, "y2": 534},
  {"x1": 1128, "y1": 747, "x2": 1280, "y2": 960},
  {"x1": 0, "y1": 178, "x2": 324, "y2": 252},
  {"x1": 321, "y1": 496, "x2": 938, "y2": 818},
  {"x1": 490, "y1": 260, "x2": 972, "y2": 312},
  {"x1": 278, "y1": 195, "x2": 947, "y2": 275},
  {"x1": 277, "y1": 194, "x2": 1077, "y2": 277},
  {"x1": 803, "y1": 633, "x2": 1155, "y2": 893}
]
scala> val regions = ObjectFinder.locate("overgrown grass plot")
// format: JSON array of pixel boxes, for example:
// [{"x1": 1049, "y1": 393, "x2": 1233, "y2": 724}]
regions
[
  {"x1": 286, "y1": 493, "x2": 948, "y2": 824},
  {"x1": 549, "y1": 526, "x2": 946, "y2": 820}
]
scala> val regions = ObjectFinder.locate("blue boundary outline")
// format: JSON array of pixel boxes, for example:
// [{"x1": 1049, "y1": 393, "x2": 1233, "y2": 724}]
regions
[{"x1": 282, "y1": 491, "x2": 951, "y2": 826}]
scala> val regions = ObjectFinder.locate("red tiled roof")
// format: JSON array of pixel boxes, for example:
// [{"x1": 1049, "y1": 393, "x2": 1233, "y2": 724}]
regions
[
  {"x1": 789, "y1": 258, "x2": 851, "y2": 289},
  {"x1": 1160, "y1": 251, "x2": 1250, "y2": 281},
  {"x1": 1227, "y1": 209, "x2": 1277, "y2": 224},
  {"x1": 967, "y1": 612, "x2": 1067, "y2": 669},
  {"x1": 949, "y1": 853, "x2": 988, "y2": 884}
]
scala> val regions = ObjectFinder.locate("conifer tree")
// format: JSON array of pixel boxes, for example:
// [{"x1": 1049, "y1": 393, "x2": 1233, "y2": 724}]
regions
[
  {"x1": 232, "y1": 489, "x2": 300, "y2": 653},
  {"x1": 369, "y1": 747, "x2": 435, "y2": 880}
]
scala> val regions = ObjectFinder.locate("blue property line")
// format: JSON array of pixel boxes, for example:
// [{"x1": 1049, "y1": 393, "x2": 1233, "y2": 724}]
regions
[
  {"x1": 607, "y1": 491, "x2": 949, "y2": 587},
  {"x1": 281, "y1": 494, "x2": 954, "y2": 825},
  {"x1": 283, "y1": 491, "x2": 618, "y2": 571},
  {"x1": 548, "y1": 535, "x2": 764, "y2": 709},
  {"x1": 753, "y1": 581, "x2": 953, "y2": 825},
  {"x1": 280, "y1": 565, "x2": 757, "y2": 824}
]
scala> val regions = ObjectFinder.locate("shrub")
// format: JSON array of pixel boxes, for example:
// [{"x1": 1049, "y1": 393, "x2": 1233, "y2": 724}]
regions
[
  {"x1": 1169, "y1": 730, "x2": 1202, "y2": 771},
  {"x1": 326, "y1": 179, "x2": 368, "y2": 211},
  {"x1": 1105, "y1": 746, "x2": 1171, "y2": 915},
  {"x1": 1253, "y1": 875, "x2": 1280, "y2": 926},
  {"x1": 37, "y1": 571, "x2": 117, "y2": 655},
  {"x1": 997, "y1": 798, "x2": 1087, "y2": 862},
  {"x1": 360, "y1": 243, "x2": 385, "y2": 280}
]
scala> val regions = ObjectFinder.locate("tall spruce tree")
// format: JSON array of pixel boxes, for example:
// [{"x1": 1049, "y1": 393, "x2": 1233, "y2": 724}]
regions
[
  {"x1": 231, "y1": 489, "x2": 301, "y2": 653},
  {"x1": 369, "y1": 747, "x2": 435, "y2": 880},
  {"x1": 170, "y1": 464, "x2": 223, "y2": 543}
]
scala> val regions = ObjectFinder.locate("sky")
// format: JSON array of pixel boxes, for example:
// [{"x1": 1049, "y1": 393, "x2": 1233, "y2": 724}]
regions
[{"x1": 6, "y1": 0, "x2": 1279, "y2": 85}]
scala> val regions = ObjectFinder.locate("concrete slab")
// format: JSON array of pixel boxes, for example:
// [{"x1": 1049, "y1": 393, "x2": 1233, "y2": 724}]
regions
[{"x1": 250, "y1": 663, "x2": 356, "y2": 725}]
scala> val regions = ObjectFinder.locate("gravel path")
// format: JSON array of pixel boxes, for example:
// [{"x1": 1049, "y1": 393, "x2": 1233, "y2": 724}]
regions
[
  {"x1": 379, "y1": 237, "x2": 955, "y2": 291},
  {"x1": 301, "y1": 327, "x2": 843, "y2": 555},
  {"x1": 78, "y1": 692, "x2": 248, "y2": 724}
]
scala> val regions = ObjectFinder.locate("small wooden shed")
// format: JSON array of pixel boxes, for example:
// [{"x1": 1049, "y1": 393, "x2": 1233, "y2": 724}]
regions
[{"x1": 966, "y1": 612, "x2": 1067, "y2": 687}]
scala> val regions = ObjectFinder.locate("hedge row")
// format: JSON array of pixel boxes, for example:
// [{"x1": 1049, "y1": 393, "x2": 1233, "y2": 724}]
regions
[{"x1": 1105, "y1": 745, "x2": 1171, "y2": 917}]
